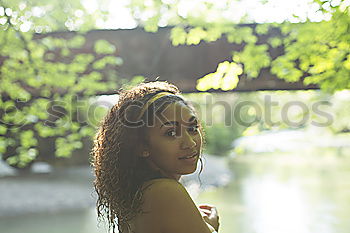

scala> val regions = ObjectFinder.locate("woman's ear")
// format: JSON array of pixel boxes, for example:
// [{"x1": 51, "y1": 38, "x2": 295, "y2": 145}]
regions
[
  {"x1": 141, "y1": 150, "x2": 150, "y2": 157},
  {"x1": 140, "y1": 143, "x2": 150, "y2": 158},
  {"x1": 139, "y1": 129, "x2": 150, "y2": 157}
]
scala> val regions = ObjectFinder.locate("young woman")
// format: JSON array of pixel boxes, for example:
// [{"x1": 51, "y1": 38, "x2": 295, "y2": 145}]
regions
[{"x1": 92, "y1": 81, "x2": 220, "y2": 233}]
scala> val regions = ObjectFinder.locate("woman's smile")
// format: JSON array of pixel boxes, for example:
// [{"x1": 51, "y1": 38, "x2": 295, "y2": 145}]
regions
[
  {"x1": 178, "y1": 153, "x2": 199, "y2": 165},
  {"x1": 179, "y1": 151, "x2": 198, "y2": 159}
]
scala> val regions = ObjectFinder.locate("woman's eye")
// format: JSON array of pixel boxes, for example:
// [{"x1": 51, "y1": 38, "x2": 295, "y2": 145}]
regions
[
  {"x1": 188, "y1": 125, "x2": 199, "y2": 133},
  {"x1": 166, "y1": 129, "x2": 177, "y2": 137}
]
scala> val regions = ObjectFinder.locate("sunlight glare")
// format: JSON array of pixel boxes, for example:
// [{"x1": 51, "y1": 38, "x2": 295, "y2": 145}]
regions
[
  {"x1": 20, "y1": 21, "x2": 32, "y2": 32},
  {"x1": 82, "y1": 0, "x2": 331, "y2": 29},
  {"x1": 32, "y1": 7, "x2": 45, "y2": 17},
  {"x1": 243, "y1": 176, "x2": 311, "y2": 233},
  {"x1": 83, "y1": 0, "x2": 137, "y2": 29}
]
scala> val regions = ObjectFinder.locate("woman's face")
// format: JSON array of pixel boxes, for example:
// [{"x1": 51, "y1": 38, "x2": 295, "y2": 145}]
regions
[{"x1": 144, "y1": 101, "x2": 202, "y2": 180}]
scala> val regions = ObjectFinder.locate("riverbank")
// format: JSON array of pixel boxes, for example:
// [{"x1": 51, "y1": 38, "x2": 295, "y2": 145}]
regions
[{"x1": 0, "y1": 166, "x2": 95, "y2": 217}]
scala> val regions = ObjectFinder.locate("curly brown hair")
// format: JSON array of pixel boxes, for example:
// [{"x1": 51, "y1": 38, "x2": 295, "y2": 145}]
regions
[{"x1": 91, "y1": 81, "x2": 205, "y2": 233}]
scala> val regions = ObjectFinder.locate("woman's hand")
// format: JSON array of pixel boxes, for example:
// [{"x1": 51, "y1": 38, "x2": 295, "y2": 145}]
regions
[{"x1": 198, "y1": 204, "x2": 220, "y2": 232}]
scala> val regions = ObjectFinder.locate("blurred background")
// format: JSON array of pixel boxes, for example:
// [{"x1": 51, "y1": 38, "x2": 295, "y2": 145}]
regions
[{"x1": 0, "y1": 0, "x2": 350, "y2": 233}]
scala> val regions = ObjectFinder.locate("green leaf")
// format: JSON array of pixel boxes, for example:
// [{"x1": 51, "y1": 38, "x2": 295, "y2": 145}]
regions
[
  {"x1": 20, "y1": 130, "x2": 38, "y2": 148},
  {"x1": 79, "y1": 126, "x2": 95, "y2": 137},
  {"x1": 0, "y1": 137, "x2": 7, "y2": 153},
  {"x1": 61, "y1": 48, "x2": 71, "y2": 57},
  {"x1": 144, "y1": 15, "x2": 160, "y2": 32},
  {"x1": 67, "y1": 35, "x2": 86, "y2": 48},
  {"x1": 34, "y1": 123, "x2": 58, "y2": 137},
  {"x1": 0, "y1": 124, "x2": 7, "y2": 135},
  {"x1": 197, "y1": 61, "x2": 243, "y2": 91},
  {"x1": 255, "y1": 24, "x2": 269, "y2": 35},
  {"x1": 343, "y1": 55, "x2": 350, "y2": 70},
  {"x1": 268, "y1": 37, "x2": 282, "y2": 48},
  {"x1": 92, "y1": 56, "x2": 122, "y2": 69},
  {"x1": 55, "y1": 136, "x2": 82, "y2": 157},
  {"x1": 19, "y1": 148, "x2": 38, "y2": 165},
  {"x1": 170, "y1": 27, "x2": 187, "y2": 46},
  {"x1": 237, "y1": 44, "x2": 271, "y2": 78},
  {"x1": 94, "y1": 40, "x2": 116, "y2": 54},
  {"x1": 204, "y1": 27, "x2": 223, "y2": 42},
  {"x1": 226, "y1": 27, "x2": 257, "y2": 44},
  {"x1": 187, "y1": 27, "x2": 207, "y2": 45}
]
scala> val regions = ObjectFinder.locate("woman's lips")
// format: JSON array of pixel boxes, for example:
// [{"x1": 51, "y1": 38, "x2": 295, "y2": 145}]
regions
[{"x1": 179, "y1": 151, "x2": 197, "y2": 160}]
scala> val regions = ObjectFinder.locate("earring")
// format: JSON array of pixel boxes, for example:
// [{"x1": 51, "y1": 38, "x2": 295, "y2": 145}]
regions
[{"x1": 142, "y1": 151, "x2": 150, "y2": 157}]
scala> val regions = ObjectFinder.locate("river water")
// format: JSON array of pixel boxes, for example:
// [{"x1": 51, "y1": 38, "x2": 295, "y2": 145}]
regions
[{"x1": 195, "y1": 154, "x2": 350, "y2": 233}]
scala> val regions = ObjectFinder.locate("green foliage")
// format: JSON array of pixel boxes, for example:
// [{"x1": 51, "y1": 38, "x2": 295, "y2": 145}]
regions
[
  {"x1": 255, "y1": 24, "x2": 269, "y2": 35},
  {"x1": 126, "y1": 0, "x2": 350, "y2": 93},
  {"x1": 55, "y1": 136, "x2": 83, "y2": 158},
  {"x1": 144, "y1": 15, "x2": 160, "y2": 32},
  {"x1": 203, "y1": 123, "x2": 238, "y2": 156},
  {"x1": 20, "y1": 130, "x2": 38, "y2": 148},
  {"x1": 0, "y1": 0, "x2": 125, "y2": 168},
  {"x1": 94, "y1": 39, "x2": 116, "y2": 54},
  {"x1": 92, "y1": 56, "x2": 123, "y2": 70},
  {"x1": 273, "y1": 13, "x2": 350, "y2": 92},
  {"x1": 187, "y1": 27, "x2": 207, "y2": 45},
  {"x1": 226, "y1": 27, "x2": 257, "y2": 44},
  {"x1": 197, "y1": 61, "x2": 243, "y2": 91},
  {"x1": 67, "y1": 35, "x2": 86, "y2": 48},
  {"x1": 1, "y1": 0, "x2": 350, "y2": 166},
  {"x1": 170, "y1": 27, "x2": 187, "y2": 46},
  {"x1": 233, "y1": 44, "x2": 271, "y2": 78},
  {"x1": 6, "y1": 148, "x2": 38, "y2": 168},
  {"x1": 268, "y1": 37, "x2": 282, "y2": 48}
]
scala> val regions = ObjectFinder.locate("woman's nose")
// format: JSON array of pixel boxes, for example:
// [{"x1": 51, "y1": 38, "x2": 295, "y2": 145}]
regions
[{"x1": 181, "y1": 130, "x2": 197, "y2": 149}]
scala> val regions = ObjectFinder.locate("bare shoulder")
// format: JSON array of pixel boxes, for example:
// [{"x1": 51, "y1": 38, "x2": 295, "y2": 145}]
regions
[
  {"x1": 141, "y1": 178, "x2": 190, "y2": 205},
  {"x1": 142, "y1": 178, "x2": 184, "y2": 194},
  {"x1": 141, "y1": 178, "x2": 212, "y2": 233}
]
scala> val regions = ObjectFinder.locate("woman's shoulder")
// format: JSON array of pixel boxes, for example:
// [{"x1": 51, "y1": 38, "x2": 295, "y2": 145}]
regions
[
  {"x1": 124, "y1": 179, "x2": 178, "y2": 233},
  {"x1": 140, "y1": 178, "x2": 190, "y2": 206},
  {"x1": 141, "y1": 178, "x2": 185, "y2": 199},
  {"x1": 142, "y1": 178, "x2": 180, "y2": 189},
  {"x1": 139, "y1": 178, "x2": 213, "y2": 233},
  {"x1": 131, "y1": 178, "x2": 185, "y2": 230}
]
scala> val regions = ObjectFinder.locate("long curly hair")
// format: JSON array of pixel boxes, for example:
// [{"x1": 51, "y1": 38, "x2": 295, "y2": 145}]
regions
[{"x1": 91, "y1": 81, "x2": 205, "y2": 233}]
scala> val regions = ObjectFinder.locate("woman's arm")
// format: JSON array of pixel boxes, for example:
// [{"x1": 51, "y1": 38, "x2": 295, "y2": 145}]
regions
[{"x1": 142, "y1": 179, "x2": 217, "y2": 233}]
